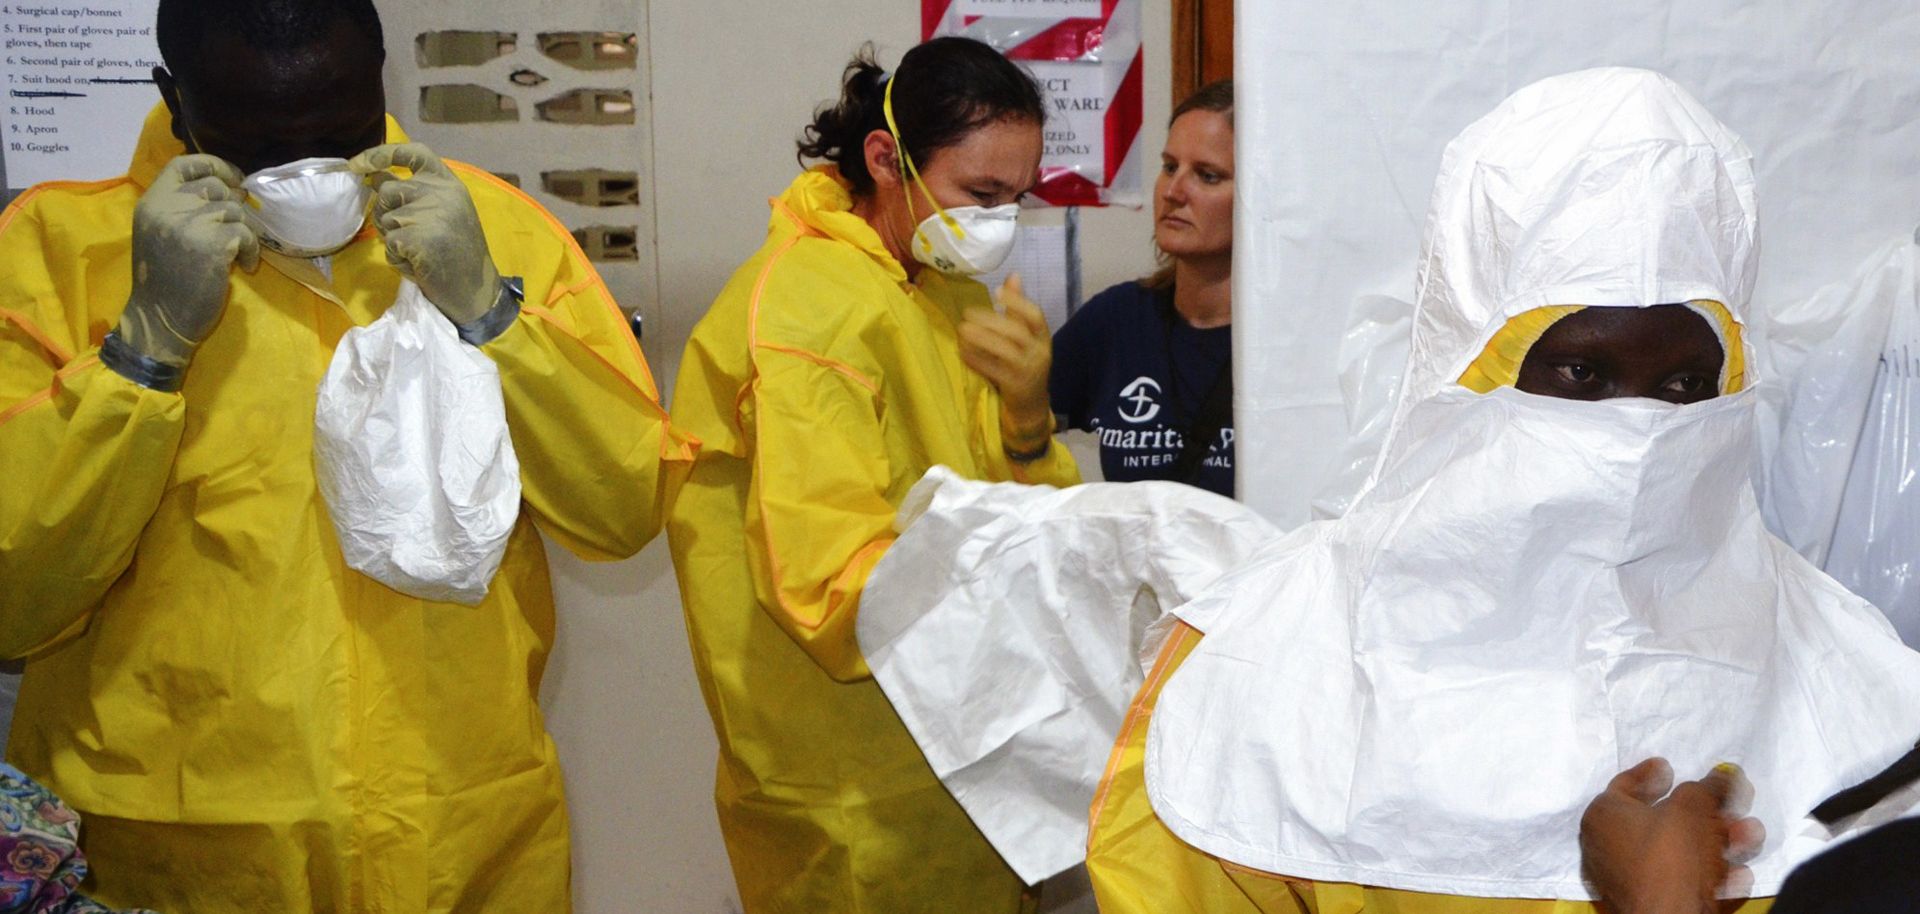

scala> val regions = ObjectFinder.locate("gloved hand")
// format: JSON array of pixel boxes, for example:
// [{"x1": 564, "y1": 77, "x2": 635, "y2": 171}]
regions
[
  {"x1": 959, "y1": 273, "x2": 1054, "y2": 452},
  {"x1": 1579, "y1": 759, "x2": 1765, "y2": 914},
  {"x1": 349, "y1": 142, "x2": 501, "y2": 326},
  {"x1": 116, "y1": 154, "x2": 259, "y2": 368}
]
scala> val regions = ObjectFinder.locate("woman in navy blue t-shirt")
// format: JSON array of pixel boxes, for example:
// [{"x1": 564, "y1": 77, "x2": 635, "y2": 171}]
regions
[{"x1": 1051, "y1": 80, "x2": 1235, "y2": 496}]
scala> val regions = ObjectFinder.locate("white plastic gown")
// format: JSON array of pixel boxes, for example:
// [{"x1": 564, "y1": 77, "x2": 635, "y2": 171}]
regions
[
  {"x1": 1142, "y1": 67, "x2": 1920, "y2": 899},
  {"x1": 858, "y1": 468, "x2": 1280, "y2": 883}
]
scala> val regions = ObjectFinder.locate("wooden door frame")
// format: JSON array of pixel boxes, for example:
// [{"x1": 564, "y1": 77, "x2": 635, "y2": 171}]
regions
[{"x1": 1172, "y1": 0, "x2": 1234, "y2": 100}]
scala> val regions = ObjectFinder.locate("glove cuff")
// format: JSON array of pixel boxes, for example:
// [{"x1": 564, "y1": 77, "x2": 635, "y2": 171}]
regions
[
  {"x1": 101, "y1": 329, "x2": 188, "y2": 392},
  {"x1": 1003, "y1": 437, "x2": 1052, "y2": 464},
  {"x1": 455, "y1": 275, "x2": 524, "y2": 346},
  {"x1": 1001, "y1": 412, "x2": 1057, "y2": 463}
]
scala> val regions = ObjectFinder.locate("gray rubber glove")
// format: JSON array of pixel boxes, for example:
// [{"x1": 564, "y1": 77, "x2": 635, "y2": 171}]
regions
[
  {"x1": 349, "y1": 142, "x2": 501, "y2": 325},
  {"x1": 116, "y1": 154, "x2": 260, "y2": 368}
]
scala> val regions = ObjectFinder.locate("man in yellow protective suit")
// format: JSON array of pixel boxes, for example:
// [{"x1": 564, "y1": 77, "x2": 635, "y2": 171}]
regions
[{"x1": 0, "y1": 0, "x2": 692, "y2": 910}]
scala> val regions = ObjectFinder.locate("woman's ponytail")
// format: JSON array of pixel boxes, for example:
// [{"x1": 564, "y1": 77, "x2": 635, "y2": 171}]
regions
[{"x1": 797, "y1": 46, "x2": 891, "y2": 194}]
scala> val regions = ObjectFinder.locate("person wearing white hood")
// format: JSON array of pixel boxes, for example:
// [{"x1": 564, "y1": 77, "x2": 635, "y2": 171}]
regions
[{"x1": 1080, "y1": 67, "x2": 1920, "y2": 913}]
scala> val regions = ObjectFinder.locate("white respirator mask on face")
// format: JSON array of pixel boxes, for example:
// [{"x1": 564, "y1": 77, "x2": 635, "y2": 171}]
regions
[
  {"x1": 883, "y1": 76, "x2": 1021, "y2": 277},
  {"x1": 909, "y1": 202, "x2": 1020, "y2": 276},
  {"x1": 242, "y1": 157, "x2": 374, "y2": 258}
]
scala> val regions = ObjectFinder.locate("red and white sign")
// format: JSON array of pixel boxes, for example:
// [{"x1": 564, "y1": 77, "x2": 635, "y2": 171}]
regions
[{"x1": 922, "y1": 0, "x2": 1143, "y2": 207}]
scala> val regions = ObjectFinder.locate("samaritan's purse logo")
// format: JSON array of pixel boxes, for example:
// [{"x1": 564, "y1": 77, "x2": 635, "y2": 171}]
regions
[{"x1": 1117, "y1": 377, "x2": 1162, "y2": 423}]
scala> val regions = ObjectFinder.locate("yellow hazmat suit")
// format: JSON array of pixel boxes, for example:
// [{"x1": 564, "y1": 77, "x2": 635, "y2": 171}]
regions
[
  {"x1": 668, "y1": 166, "x2": 1078, "y2": 913},
  {"x1": 0, "y1": 106, "x2": 693, "y2": 913}
]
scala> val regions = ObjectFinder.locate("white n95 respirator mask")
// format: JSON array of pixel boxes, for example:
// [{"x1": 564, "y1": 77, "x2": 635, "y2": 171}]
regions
[
  {"x1": 243, "y1": 157, "x2": 373, "y2": 257},
  {"x1": 911, "y1": 203, "x2": 1020, "y2": 276}
]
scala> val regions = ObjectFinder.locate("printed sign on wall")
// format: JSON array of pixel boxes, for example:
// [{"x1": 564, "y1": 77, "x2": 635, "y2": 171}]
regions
[
  {"x1": 923, "y1": 0, "x2": 1142, "y2": 207},
  {"x1": 956, "y1": 0, "x2": 1104, "y2": 16},
  {"x1": 1, "y1": 0, "x2": 161, "y2": 191}
]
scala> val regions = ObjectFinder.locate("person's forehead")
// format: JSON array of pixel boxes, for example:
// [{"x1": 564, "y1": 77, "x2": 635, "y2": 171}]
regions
[
  {"x1": 182, "y1": 18, "x2": 382, "y2": 113},
  {"x1": 927, "y1": 118, "x2": 1041, "y2": 185},
  {"x1": 1166, "y1": 110, "x2": 1233, "y2": 157},
  {"x1": 1541, "y1": 305, "x2": 1721, "y2": 352}
]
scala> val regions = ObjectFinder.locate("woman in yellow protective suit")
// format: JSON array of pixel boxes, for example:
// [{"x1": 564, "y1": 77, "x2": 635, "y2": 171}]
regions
[
  {"x1": 1086, "y1": 68, "x2": 1920, "y2": 914},
  {"x1": 667, "y1": 37, "x2": 1079, "y2": 914}
]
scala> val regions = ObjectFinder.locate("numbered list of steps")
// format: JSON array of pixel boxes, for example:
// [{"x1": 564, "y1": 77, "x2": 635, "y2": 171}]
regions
[{"x1": 2, "y1": 1, "x2": 159, "y2": 190}]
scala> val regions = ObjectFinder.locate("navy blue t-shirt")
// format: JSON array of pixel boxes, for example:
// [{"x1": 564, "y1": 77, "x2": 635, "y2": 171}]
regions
[{"x1": 1050, "y1": 280, "x2": 1234, "y2": 497}]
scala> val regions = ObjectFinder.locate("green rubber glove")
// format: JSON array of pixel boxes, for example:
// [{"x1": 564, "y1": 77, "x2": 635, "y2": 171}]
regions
[
  {"x1": 116, "y1": 154, "x2": 260, "y2": 368},
  {"x1": 349, "y1": 142, "x2": 501, "y2": 325}
]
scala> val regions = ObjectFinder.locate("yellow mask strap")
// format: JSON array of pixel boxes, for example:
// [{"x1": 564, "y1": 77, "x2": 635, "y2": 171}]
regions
[
  {"x1": 1457, "y1": 301, "x2": 1748, "y2": 395},
  {"x1": 882, "y1": 74, "x2": 965, "y2": 246}
]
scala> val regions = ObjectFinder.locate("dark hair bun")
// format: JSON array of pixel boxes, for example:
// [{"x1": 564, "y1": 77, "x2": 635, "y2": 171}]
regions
[{"x1": 797, "y1": 48, "x2": 890, "y2": 192}]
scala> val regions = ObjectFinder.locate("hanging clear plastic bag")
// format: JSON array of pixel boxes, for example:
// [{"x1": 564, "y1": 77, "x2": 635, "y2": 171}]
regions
[
  {"x1": 1309, "y1": 293, "x2": 1412, "y2": 519},
  {"x1": 313, "y1": 280, "x2": 521, "y2": 605},
  {"x1": 1756, "y1": 235, "x2": 1920, "y2": 644},
  {"x1": 1822, "y1": 244, "x2": 1920, "y2": 644}
]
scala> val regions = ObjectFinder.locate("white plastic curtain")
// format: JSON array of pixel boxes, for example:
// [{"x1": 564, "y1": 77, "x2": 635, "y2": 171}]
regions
[{"x1": 1235, "y1": 0, "x2": 1920, "y2": 526}]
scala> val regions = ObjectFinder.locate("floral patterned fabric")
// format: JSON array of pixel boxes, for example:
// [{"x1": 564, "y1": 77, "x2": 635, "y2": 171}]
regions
[{"x1": 0, "y1": 764, "x2": 154, "y2": 914}]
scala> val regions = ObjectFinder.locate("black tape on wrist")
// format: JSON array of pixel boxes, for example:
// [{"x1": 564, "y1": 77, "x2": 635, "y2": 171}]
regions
[
  {"x1": 456, "y1": 275, "x2": 524, "y2": 346},
  {"x1": 100, "y1": 329, "x2": 187, "y2": 392}
]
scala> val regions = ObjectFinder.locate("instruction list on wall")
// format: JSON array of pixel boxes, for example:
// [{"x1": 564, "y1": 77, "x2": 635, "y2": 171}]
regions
[{"x1": 2, "y1": 1, "x2": 160, "y2": 190}]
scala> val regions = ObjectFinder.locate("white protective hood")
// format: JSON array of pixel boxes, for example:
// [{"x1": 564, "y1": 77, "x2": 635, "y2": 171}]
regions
[{"x1": 1143, "y1": 68, "x2": 1920, "y2": 899}]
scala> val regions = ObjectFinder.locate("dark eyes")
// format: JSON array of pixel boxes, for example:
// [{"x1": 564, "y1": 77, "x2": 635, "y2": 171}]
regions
[
  {"x1": 1551, "y1": 362, "x2": 1713, "y2": 399},
  {"x1": 1553, "y1": 363, "x2": 1596, "y2": 385},
  {"x1": 1664, "y1": 374, "x2": 1711, "y2": 394}
]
